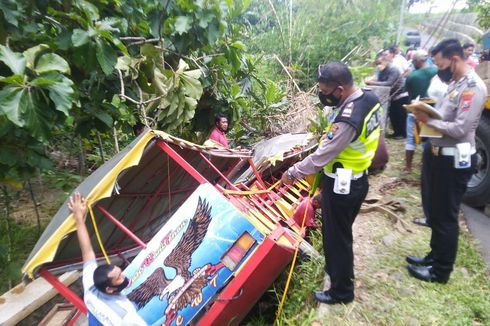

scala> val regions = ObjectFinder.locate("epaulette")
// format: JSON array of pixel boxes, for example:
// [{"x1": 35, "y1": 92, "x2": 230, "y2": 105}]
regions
[{"x1": 467, "y1": 76, "x2": 477, "y2": 88}]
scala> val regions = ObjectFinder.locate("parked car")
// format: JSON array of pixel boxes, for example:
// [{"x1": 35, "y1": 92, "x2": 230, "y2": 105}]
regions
[{"x1": 404, "y1": 30, "x2": 421, "y2": 47}]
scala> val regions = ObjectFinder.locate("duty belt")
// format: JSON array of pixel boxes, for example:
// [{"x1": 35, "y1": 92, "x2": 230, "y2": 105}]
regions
[
  {"x1": 324, "y1": 170, "x2": 367, "y2": 180},
  {"x1": 431, "y1": 145, "x2": 476, "y2": 157}
]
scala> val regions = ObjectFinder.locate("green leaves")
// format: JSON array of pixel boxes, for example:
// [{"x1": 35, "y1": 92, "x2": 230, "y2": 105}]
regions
[
  {"x1": 34, "y1": 53, "x2": 71, "y2": 74},
  {"x1": 95, "y1": 39, "x2": 117, "y2": 75},
  {"x1": 72, "y1": 29, "x2": 90, "y2": 47},
  {"x1": 0, "y1": 86, "x2": 26, "y2": 126},
  {"x1": 174, "y1": 16, "x2": 192, "y2": 35},
  {"x1": 0, "y1": 45, "x2": 25, "y2": 75},
  {"x1": 0, "y1": 45, "x2": 75, "y2": 141}
]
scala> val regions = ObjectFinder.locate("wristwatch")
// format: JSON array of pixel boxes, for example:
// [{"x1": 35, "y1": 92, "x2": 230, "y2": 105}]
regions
[{"x1": 286, "y1": 169, "x2": 295, "y2": 181}]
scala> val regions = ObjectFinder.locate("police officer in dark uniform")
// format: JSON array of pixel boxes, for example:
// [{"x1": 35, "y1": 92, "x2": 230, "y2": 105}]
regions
[
  {"x1": 407, "y1": 39, "x2": 487, "y2": 283},
  {"x1": 282, "y1": 62, "x2": 382, "y2": 304}
]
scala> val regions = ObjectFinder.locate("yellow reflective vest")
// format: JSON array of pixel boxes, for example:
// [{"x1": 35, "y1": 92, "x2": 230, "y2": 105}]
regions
[{"x1": 324, "y1": 90, "x2": 382, "y2": 175}]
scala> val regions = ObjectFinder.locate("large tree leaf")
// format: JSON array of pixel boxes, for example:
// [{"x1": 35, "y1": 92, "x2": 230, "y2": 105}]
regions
[
  {"x1": 44, "y1": 74, "x2": 74, "y2": 116},
  {"x1": 181, "y1": 73, "x2": 203, "y2": 99},
  {"x1": 0, "y1": 0, "x2": 21, "y2": 27},
  {"x1": 0, "y1": 86, "x2": 26, "y2": 126},
  {"x1": 34, "y1": 53, "x2": 71, "y2": 75},
  {"x1": 23, "y1": 91, "x2": 52, "y2": 141},
  {"x1": 94, "y1": 111, "x2": 113, "y2": 127},
  {"x1": 0, "y1": 45, "x2": 25, "y2": 75},
  {"x1": 95, "y1": 39, "x2": 117, "y2": 75},
  {"x1": 72, "y1": 29, "x2": 90, "y2": 47},
  {"x1": 174, "y1": 16, "x2": 192, "y2": 35},
  {"x1": 23, "y1": 44, "x2": 49, "y2": 70}
]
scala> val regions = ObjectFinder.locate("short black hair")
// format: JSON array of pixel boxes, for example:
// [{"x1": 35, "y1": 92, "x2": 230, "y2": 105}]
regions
[
  {"x1": 388, "y1": 45, "x2": 398, "y2": 54},
  {"x1": 215, "y1": 113, "x2": 228, "y2": 124},
  {"x1": 431, "y1": 39, "x2": 464, "y2": 59},
  {"x1": 462, "y1": 42, "x2": 474, "y2": 50},
  {"x1": 94, "y1": 264, "x2": 116, "y2": 292},
  {"x1": 317, "y1": 61, "x2": 353, "y2": 87},
  {"x1": 133, "y1": 122, "x2": 145, "y2": 136}
]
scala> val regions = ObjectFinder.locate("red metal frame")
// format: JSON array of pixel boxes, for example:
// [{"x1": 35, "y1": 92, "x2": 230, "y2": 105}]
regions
[
  {"x1": 39, "y1": 268, "x2": 87, "y2": 314},
  {"x1": 112, "y1": 167, "x2": 176, "y2": 247},
  {"x1": 199, "y1": 153, "x2": 240, "y2": 190},
  {"x1": 156, "y1": 140, "x2": 208, "y2": 184},
  {"x1": 247, "y1": 158, "x2": 266, "y2": 189},
  {"x1": 96, "y1": 205, "x2": 147, "y2": 249}
]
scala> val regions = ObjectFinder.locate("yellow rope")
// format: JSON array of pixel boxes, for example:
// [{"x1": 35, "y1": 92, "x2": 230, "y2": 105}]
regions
[
  {"x1": 88, "y1": 204, "x2": 111, "y2": 264},
  {"x1": 274, "y1": 196, "x2": 310, "y2": 325}
]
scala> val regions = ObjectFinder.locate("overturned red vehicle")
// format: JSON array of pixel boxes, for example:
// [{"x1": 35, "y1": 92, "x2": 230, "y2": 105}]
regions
[{"x1": 19, "y1": 129, "x2": 318, "y2": 325}]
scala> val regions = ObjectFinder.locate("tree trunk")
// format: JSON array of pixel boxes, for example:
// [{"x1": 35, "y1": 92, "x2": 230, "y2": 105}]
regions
[
  {"x1": 27, "y1": 179, "x2": 42, "y2": 234},
  {"x1": 78, "y1": 137, "x2": 86, "y2": 177},
  {"x1": 113, "y1": 127, "x2": 120, "y2": 153},
  {"x1": 1, "y1": 186, "x2": 13, "y2": 289},
  {"x1": 96, "y1": 132, "x2": 106, "y2": 162}
]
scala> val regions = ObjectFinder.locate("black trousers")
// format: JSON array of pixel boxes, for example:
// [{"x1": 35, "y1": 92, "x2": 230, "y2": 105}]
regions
[
  {"x1": 423, "y1": 144, "x2": 476, "y2": 276},
  {"x1": 321, "y1": 173, "x2": 369, "y2": 299},
  {"x1": 389, "y1": 96, "x2": 409, "y2": 137},
  {"x1": 421, "y1": 142, "x2": 432, "y2": 224}
]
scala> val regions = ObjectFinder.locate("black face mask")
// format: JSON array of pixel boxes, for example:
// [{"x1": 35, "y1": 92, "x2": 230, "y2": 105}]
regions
[
  {"x1": 437, "y1": 66, "x2": 453, "y2": 83},
  {"x1": 319, "y1": 89, "x2": 341, "y2": 107},
  {"x1": 109, "y1": 276, "x2": 129, "y2": 293}
]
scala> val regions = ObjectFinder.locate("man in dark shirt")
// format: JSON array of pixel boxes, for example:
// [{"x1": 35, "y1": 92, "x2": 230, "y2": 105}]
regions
[
  {"x1": 366, "y1": 53, "x2": 408, "y2": 139},
  {"x1": 404, "y1": 50, "x2": 438, "y2": 172}
]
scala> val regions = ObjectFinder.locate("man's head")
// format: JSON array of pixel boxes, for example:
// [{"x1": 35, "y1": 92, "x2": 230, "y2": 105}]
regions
[
  {"x1": 431, "y1": 39, "x2": 465, "y2": 83},
  {"x1": 411, "y1": 49, "x2": 428, "y2": 69},
  {"x1": 94, "y1": 264, "x2": 129, "y2": 294},
  {"x1": 462, "y1": 42, "x2": 475, "y2": 59},
  {"x1": 375, "y1": 51, "x2": 390, "y2": 71},
  {"x1": 133, "y1": 122, "x2": 145, "y2": 136},
  {"x1": 384, "y1": 45, "x2": 399, "y2": 61},
  {"x1": 215, "y1": 113, "x2": 229, "y2": 132},
  {"x1": 317, "y1": 61, "x2": 355, "y2": 107}
]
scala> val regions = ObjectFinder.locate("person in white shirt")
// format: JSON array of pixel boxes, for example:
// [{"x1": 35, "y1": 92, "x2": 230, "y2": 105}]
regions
[
  {"x1": 68, "y1": 193, "x2": 147, "y2": 326},
  {"x1": 386, "y1": 45, "x2": 410, "y2": 76}
]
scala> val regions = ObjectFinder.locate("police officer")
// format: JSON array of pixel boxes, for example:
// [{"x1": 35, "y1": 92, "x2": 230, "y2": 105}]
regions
[
  {"x1": 407, "y1": 39, "x2": 487, "y2": 283},
  {"x1": 282, "y1": 61, "x2": 382, "y2": 304}
]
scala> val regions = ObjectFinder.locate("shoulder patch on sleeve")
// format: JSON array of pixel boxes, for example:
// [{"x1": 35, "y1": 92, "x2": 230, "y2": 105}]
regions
[
  {"x1": 460, "y1": 91, "x2": 474, "y2": 111},
  {"x1": 327, "y1": 123, "x2": 339, "y2": 139}
]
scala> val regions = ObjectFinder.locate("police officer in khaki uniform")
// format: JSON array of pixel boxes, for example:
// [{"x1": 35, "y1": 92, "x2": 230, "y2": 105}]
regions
[
  {"x1": 282, "y1": 62, "x2": 382, "y2": 304},
  {"x1": 407, "y1": 39, "x2": 487, "y2": 283}
]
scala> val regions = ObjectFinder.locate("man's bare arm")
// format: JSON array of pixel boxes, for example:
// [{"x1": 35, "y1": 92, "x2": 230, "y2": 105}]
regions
[{"x1": 68, "y1": 192, "x2": 96, "y2": 262}]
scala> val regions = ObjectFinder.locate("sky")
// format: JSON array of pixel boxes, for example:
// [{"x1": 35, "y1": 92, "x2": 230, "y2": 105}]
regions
[{"x1": 409, "y1": 0, "x2": 468, "y2": 14}]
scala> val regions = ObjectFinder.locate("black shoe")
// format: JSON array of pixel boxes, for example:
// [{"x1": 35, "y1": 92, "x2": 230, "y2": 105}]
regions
[
  {"x1": 406, "y1": 255, "x2": 434, "y2": 266},
  {"x1": 407, "y1": 264, "x2": 448, "y2": 284},
  {"x1": 413, "y1": 217, "x2": 429, "y2": 227},
  {"x1": 313, "y1": 290, "x2": 353, "y2": 305}
]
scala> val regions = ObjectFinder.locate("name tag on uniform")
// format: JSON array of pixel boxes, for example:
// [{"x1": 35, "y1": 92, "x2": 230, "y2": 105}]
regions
[{"x1": 449, "y1": 90, "x2": 459, "y2": 101}]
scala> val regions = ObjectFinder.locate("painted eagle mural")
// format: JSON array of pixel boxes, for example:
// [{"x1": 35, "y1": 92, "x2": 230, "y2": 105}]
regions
[{"x1": 127, "y1": 197, "x2": 224, "y2": 324}]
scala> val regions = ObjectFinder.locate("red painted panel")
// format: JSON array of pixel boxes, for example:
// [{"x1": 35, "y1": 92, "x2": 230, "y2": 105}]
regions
[{"x1": 196, "y1": 231, "x2": 295, "y2": 326}]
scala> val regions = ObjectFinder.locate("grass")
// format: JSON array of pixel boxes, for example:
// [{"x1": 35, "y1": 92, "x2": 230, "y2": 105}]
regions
[
  {"x1": 245, "y1": 138, "x2": 490, "y2": 325},
  {"x1": 0, "y1": 174, "x2": 76, "y2": 293}
]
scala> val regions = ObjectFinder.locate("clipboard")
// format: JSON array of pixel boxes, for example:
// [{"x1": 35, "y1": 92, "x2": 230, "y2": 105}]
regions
[{"x1": 404, "y1": 100, "x2": 443, "y2": 138}]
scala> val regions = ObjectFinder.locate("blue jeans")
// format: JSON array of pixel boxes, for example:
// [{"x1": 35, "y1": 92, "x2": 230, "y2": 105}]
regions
[{"x1": 405, "y1": 114, "x2": 416, "y2": 151}]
